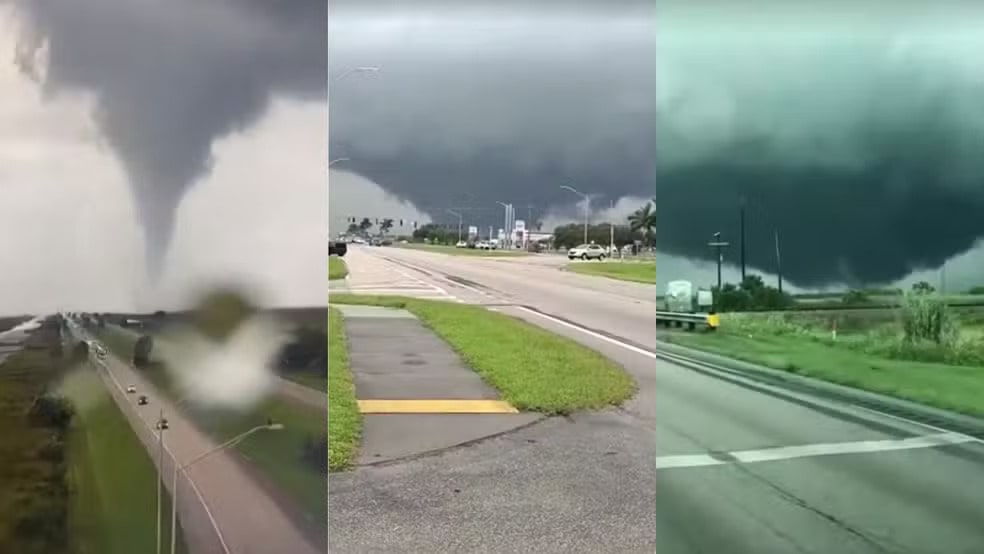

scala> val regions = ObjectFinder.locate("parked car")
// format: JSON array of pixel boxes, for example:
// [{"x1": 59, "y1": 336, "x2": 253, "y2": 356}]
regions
[
  {"x1": 455, "y1": 241, "x2": 467, "y2": 248},
  {"x1": 137, "y1": 395, "x2": 149, "y2": 405},
  {"x1": 568, "y1": 243, "x2": 607, "y2": 260},
  {"x1": 329, "y1": 241, "x2": 347, "y2": 257}
]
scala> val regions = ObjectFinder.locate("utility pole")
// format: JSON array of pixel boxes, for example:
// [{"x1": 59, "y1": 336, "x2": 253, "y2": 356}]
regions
[
  {"x1": 739, "y1": 197, "x2": 747, "y2": 282},
  {"x1": 774, "y1": 228, "x2": 783, "y2": 294},
  {"x1": 708, "y1": 232, "x2": 730, "y2": 292}
]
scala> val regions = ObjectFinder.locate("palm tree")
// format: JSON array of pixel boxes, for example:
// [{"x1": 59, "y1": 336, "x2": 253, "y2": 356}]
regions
[
  {"x1": 627, "y1": 199, "x2": 656, "y2": 246},
  {"x1": 358, "y1": 217, "x2": 373, "y2": 233},
  {"x1": 346, "y1": 222, "x2": 360, "y2": 234},
  {"x1": 380, "y1": 218, "x2": 394, "y2": 235}
]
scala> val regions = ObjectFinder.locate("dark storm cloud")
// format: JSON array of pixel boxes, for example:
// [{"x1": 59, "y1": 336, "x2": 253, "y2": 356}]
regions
[
  {"x1": 652, "y1": 5, "x2": 984, "y2": 287},
  {"x1": 328, "y1": 1, "x2": 657, "y2": 227},
  {"x1": 11, "y1": 0, "x2": 326, "y2": 278},
  {"x1": 332, "y1": 1, "x2": 984, "y2": 287}
]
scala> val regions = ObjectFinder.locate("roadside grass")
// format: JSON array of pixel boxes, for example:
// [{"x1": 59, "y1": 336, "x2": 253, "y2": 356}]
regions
[
  {"x1": 68, "y1": 370, "x2": 187, "y2": 554},
  {"x1": 0, "y1": 339, "x2": 70, "y2": 553},
  {"x1": 96, "y1": 324, "x2": 327, "y2": 523},
  {"x1": 664, "y1": 312, "x2": 984, "y2": 418},
  {"x1": 328, "y1": 295, "x2": 637, "y2": 413},
  {"x1": 189, "y1": 397, "x2": 326, "y2": 526},
  {"x1": 566, "y1": 261, "x2": 656, "y2": 284},
  {"x1": 328, "y1": 256, "x2": 348, "y2": 280},
  {"x1": 396, "y1": 243, "x2": 528, "y2": 257},
  {"x1": 328, "y1": 308, "x2": 360, "y2": 472}
]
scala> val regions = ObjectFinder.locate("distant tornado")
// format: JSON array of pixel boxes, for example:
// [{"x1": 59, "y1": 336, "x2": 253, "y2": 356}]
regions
[{"x1": 10, "y1": 0, "x2": 327, "y2": 279}]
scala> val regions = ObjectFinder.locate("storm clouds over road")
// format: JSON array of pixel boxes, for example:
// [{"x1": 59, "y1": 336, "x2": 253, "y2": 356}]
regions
[{"x1": 332, "y1": 1, "x2": 984, "y2": 288}]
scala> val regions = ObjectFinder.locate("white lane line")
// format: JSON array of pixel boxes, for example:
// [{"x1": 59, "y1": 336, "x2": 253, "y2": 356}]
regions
[
  {"x1": 514, "y1": 306, "x2": 658, "y2": 360},
  {"x1": 656, "y1": 432, "x2": 974, "y2": 471},
  {"x1": 88, "y1": 353, "x2": 231, "y2": 554},
  {"x1": 852, "y1": 405, "x2": 984, "y2": 445}
]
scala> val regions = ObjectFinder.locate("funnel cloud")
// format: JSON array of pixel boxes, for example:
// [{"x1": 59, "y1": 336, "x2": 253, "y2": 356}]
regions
[{"x1": 10, "y1": 0, "x2": 327, "y2": 279}]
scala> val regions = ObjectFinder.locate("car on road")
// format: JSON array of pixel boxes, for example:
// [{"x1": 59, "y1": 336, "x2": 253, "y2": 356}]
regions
[
  {"x1": 568, "y1": 243, "x2": 607, "y2": 260},
  {"x1": 328, "y1": 240, "x2": 347, "y2": 257},
  {"x1": 126, "y1": 385, "x2": 136, "y2": 394},
  {"x1": 455, "y1": 240, "x2": 468, "y2": 248},
  {"x1": 156, "y1": 418, "x2": 169, "y2": 430},
  {"x1": 137, "y1": 395, "x2": 148, "y2": 406}
]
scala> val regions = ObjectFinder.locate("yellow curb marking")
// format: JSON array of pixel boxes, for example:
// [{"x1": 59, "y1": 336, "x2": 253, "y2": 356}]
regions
[{"x1": 357, "y1": 399, "x2": 519, "y2": 414}]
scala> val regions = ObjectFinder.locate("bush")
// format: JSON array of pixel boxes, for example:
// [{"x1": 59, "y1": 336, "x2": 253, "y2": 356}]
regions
[
  {"x1": 899, "y1": 291, "x2": 956, "y2": 345},
  {"x1": 28, "y1": 394, "x2": 75, "y2": 431},
  {"x1": 967, "y1": 285, "x2": 984, "y2": 295},
  {"x1": 714, "y1": 275, "x2": 794, "y2": 312},
  {"x1": 842, "y1": 289, "x2": 870, "y2": 305}
]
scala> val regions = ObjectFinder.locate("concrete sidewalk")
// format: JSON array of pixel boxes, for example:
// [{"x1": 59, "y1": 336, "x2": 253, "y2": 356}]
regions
[{"x1": 335, "y1": 305, "x2": 542, "y2": 464}]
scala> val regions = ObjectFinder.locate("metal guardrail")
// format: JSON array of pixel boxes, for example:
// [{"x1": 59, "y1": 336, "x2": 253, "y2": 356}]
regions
[{"x1": 656, "y1": 311, "x2": 719, "y2": 331}]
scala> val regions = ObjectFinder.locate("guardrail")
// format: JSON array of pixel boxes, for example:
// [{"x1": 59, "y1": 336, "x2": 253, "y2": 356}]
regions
[{"x1": 656, "y1": 311, "x2": 719, "y2": 331}]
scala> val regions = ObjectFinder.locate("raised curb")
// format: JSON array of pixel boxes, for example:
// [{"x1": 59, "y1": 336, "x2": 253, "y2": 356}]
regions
[{"x1": 656, "y1": 338, "x2": 984, "y2": 439}]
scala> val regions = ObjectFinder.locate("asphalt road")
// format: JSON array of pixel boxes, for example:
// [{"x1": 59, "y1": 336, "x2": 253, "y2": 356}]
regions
[
  {"x1": 68, "y1": 322, "x2": 322, "y2": 554},
  {"x1": 329, "y1": 246, "x2": 984, "y2": 554}
]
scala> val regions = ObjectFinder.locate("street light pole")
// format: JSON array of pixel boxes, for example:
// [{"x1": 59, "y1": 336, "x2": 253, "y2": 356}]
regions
[
  {"x1": 495, "y1": 201, "x2": 509, "y2": 247},
  {"x1": 169, "y1": 423, "x2": 284, "y2": 554},
  {"x1": 560, "y1": 185, "x2": 590, "y2": 245},
  {"x1": 156, "y1": 408, "x2": 164, "y2": 554},
  {"x1": 447, "y1": 209, "x2": 463, "y2": 242}
]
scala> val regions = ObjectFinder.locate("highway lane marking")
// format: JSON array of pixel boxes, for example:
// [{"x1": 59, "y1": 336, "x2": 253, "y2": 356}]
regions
[
  {"x1": 852, "y1": 405, "x2": 984, "y2": 445},
  {"x1": 656, "y1": 432, "x2": 975, "y2": 470},
  {"x1": 87, "y1": 353, "x2": 231, "y2": 554},
  {"x1": 357, "y1": 399, "x2": 519, "y2": 414}
]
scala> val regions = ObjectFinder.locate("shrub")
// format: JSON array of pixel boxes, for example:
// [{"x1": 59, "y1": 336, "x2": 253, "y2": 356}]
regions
[{"x1": 899, "y1": 291, "x2": 956, "y2": 345}]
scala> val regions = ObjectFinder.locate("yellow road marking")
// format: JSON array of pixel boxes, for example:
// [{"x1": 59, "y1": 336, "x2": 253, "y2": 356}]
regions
[{"x1": 357, "y1": 399, "x2": 519, "y2": 414}]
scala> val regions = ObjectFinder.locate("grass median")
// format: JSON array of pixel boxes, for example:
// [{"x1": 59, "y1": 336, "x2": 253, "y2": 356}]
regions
[
  {"x1": 328, "y1": 295, "x2": 636, "y2": 414},
  {"x1": 664, "y1": 310, "x2": 984, "y2": 418},
  {"x1": 396, "y1": 243, "x2": 527, "y2": 257},
  {"x1": 328, "y1": 256, "x2": 348, "y2": 280},
  {"x1": 328, "y1": 307, "x2": 360, "y2": 472},
  {"x1": 565, "y1": 261, "x2": 656, "y2": 284},
  {"x1": 68, "y1": 370, "x2": 188, "y2": 554}
]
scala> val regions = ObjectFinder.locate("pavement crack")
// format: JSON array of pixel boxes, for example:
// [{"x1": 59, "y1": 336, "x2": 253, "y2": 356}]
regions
[{"x1": 735, "y1": 464, "x2": 906, "y2": 553}]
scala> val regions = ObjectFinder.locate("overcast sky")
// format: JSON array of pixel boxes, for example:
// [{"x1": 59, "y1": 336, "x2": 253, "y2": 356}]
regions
[
  {"x1": 0, "y1": 3, "x2": 327, "y2": 315},
  {"x1": 331, "y1": 0, "x2": 984, "y2": 291}
]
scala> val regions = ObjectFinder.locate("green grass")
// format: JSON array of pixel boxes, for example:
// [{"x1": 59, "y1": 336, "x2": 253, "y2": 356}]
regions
[
  {"x1": 0, "y1": 335, "x2": 71, "y2": 553},
  {"x1": 566, "y1": 261, "x2": 656, "y2": 284},
  {"x1": 328, "y1": 308, "x2": 360, "y2": 472},
  {"x1": 328, "y1": 295, "x2": 637, "y2": 414},
  {"x1": 68, "y1": 370, "x2": 188, "y2": 554},
  {"x1": 664, "y1": 315, "x2": 984, "y2": 418},
  {"x1": 396, "y1": 243, "x2": 528, "y2": 257},
  {"x1": 328, "y1": 257, "x2": 348, "y2": 280},
  {"x1": 189, "y1": 397, "x2": 326, "y2": 526}
]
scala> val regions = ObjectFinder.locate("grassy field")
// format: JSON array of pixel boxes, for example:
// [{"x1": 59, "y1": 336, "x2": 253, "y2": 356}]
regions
[
  {"x1": 395, "y1": 243, "x2": 528, "y2": 257},
  {"x1": 664, "y1": 309, "x2": 984, "y2": 417},
  {"x1": 0, "y1": 329, "x2": 71, "y2": 553},
  {"x1": 328, "y1": 257, "x2": 348, "y2": 280},
  {"x1": 188, "y1": 397, "x2": 326, "y2": 526},
  {"x1": 95, "y1": 324, "x2": 326, "y2": 524},
  {"x1": 68, "y1": 370, "x2": 187, "y2": 554},
  {"x1": 328, "y1": 307, "x2": 360, "y2": 472},
  {"x1": 328, "y1": 295, "x2": 636, "y2": 414},
  {"x1": 566, "y1": 261, "x2": 656, "y2": 284}
]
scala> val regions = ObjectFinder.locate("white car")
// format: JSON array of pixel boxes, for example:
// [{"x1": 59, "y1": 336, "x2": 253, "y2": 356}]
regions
[
  {"x1": 455, "y1": 241, "x2": 468, "y2": 248},
  {"x1": 568, "y1": 243, "x2": 607, "y2": 260},
  {"x1": 126, "y1": 385, "x2": 136, "y2": 394}
]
